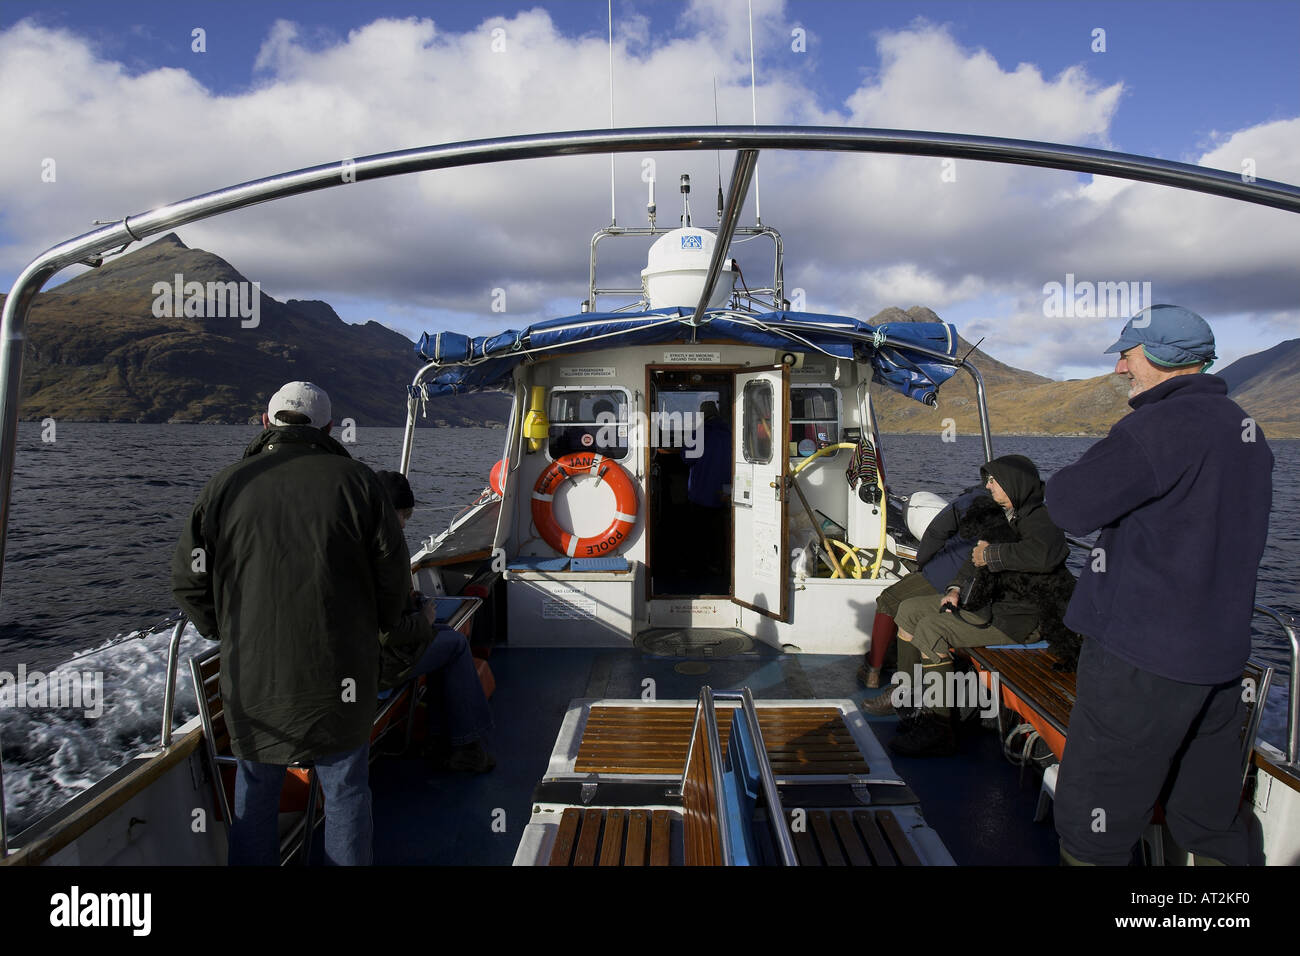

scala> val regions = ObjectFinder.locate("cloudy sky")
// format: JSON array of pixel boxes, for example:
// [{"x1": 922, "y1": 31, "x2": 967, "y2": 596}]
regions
[{"x1": 2, "y1": 0, "x2": 1297, "y2": 379}]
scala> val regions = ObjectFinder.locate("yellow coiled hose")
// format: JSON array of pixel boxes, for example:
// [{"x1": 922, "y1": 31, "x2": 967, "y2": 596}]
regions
[{"x1": 790, "y1": 443, "x2": 887, "y2": 579}]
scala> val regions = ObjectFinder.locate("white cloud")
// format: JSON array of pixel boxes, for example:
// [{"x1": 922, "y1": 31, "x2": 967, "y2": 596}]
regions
[{"x1": 0, "y1": 11, "x2": 1295, "y2": 380}]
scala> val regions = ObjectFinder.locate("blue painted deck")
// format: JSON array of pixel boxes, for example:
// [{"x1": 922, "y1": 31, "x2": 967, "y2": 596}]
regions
[{"x1": 366, "y1": 644, "x2": 1060, "y2": 865}]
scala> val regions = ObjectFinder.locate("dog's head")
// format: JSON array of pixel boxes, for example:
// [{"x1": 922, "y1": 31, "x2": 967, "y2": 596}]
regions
[{"x1": 958, "y1": 495, "x2": 1016, "y2": 544}]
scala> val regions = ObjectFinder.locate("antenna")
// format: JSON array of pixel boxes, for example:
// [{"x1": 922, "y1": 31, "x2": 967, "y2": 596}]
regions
[
  {"x1": 959, "y1": 336, "x2": 985, "y2": 366},
  {"x1": 680, "y1": 174, "x2": 692, "y2": 226},
  {"x1": 607, "y1": 0, "x2": 616, "y2": 225},
  {"x1": 714, "y1": 76, "x2": 724, "y2": 223},
  {"x1": 748, "y1": 0, "x2": 761, "y2": 225}
]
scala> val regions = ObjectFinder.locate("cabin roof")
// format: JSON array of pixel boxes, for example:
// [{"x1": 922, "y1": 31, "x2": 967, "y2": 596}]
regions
[{"x1": 414, "y1": 308, "x2": 961, "y2": 405}]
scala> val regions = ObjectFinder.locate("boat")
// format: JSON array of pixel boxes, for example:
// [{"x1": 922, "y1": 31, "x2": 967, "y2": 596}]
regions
[{"x1": 0, "y1": 128, "x2": 1297, "y2": 878}]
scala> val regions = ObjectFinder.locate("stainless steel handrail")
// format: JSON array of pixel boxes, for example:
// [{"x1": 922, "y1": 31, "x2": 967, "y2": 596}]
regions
[
  {"x1": 1254, "y1": 603, "x2": 1299, "y2": 767},
  {"x1": 681, "y1": 687, "x2": 800, "y2": 865},
  {"x1": 730, "y1": 688, "x2": 799, "y2": 866},
  {"x1": 691, "y1": 150, "x2": 758, "y2": 328},
  {"x1": 8, "y1": 126, "x2": 1297, "y2": 604},
  {"x1": 700, "y1": 687, "x2": 733, "y2": 866},
  {"x1": 679, "y1": 685, "x2": 734, "y2": 865},
  {"x1": 159, "y1": 614, "x2": 188, "y2": 748}
]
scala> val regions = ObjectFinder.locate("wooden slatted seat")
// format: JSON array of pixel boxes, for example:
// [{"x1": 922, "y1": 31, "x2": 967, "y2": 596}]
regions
[
  {"x1": 546, "y1": 808, "x2": 673, "y2": 866},
  {"x1": 964, "y1": 645, "x2": 1075, "y2": 760},
  {"x1": 544, "y1": 690, "x2": 796, "y2": 866},
  {"x1": 786, "y1": 808, "x2": 924, "y2": 866},
  {"x1": 575, "y1": 705, "x2": 870, "y2": 775}
]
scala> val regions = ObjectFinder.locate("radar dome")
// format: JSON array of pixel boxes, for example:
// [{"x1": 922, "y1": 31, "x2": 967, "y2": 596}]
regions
[{"x1": 641, "y1": 228, "x2": 735, "y2": 310}]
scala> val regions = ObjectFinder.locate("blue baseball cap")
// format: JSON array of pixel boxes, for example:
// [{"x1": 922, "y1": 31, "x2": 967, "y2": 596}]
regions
[{"x1": 1104, "y1": 304, "x2": 1216, "y2": 369}]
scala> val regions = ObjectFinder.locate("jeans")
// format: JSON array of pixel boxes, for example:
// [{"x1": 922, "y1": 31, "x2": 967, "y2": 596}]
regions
[
  {"x1": 229, "y1": 740, "x2": 373, "y2": 866},
  {"x1": 407, "y1": 625, "x2": 494, "y2": 745}
]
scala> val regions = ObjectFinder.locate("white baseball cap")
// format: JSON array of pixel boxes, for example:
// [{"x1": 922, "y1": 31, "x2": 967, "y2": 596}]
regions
[{"x1": 267, "y1": 381, "x2": 332, "y2": 428}]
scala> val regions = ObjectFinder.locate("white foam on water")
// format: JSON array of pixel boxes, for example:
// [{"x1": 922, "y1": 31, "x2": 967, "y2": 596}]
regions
[{"x1": 1, "y1": 621, "x2": 209, "y2": 835}]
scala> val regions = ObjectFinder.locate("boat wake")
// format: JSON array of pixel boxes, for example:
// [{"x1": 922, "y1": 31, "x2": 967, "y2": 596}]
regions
[{"x1": 1, "y1": 621, "x2": 209, "y2": 836}]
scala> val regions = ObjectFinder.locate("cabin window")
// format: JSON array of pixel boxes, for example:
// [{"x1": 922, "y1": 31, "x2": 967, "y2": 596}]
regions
[
  {"x1": 548, "y1": 387, "x2": 630, "y2": 460},
  {"x1": 789, "y1": 385, "x2": 840, "y2": 457},
  {"x1": 741, "y1": 380, "x2": 773, "y2": 464}
]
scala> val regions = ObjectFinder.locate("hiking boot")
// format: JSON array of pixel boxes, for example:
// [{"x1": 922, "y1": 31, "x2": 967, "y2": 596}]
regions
[
  {"x1": 860, "y1": 690, "x2": 898, "y2": 717},
  {"x1": 434, "y1": 740, "x2": 496, "y2": 774},
  {"x1": 888, "y1": 714, "x2": 957, "y2": 757},
  {"x1": 856, "y1": 664, "x2": 883, "y2": 689}
]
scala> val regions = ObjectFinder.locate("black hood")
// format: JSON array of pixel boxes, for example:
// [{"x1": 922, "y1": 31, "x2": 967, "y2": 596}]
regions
[{"x1": 980, "y1": 454, "x2": 1045, "y2": 512}]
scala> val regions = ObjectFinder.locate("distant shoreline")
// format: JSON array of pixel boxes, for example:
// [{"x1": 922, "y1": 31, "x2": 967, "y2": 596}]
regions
[{"x1": 12, "y1": 420, "x2": 1299, "y2": 439}]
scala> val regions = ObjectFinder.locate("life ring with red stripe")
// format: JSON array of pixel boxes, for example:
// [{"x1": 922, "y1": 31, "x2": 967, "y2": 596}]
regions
[{"x1": 531, "y1": 453, "x2": 639, "y2": 558}]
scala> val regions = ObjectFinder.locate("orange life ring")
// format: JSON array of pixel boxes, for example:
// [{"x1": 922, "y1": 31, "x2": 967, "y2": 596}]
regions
[{"x1": 532, "y1": 453, "x2": 639, "y2": 558}]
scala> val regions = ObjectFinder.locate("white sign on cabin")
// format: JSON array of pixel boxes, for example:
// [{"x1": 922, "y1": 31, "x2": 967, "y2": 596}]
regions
[
  {"x1": 559, "y1": 366, "x2": 616, "y2": 378},
  {"x1": 664, "y1": 351, "x2": 721, "y2": 364}
]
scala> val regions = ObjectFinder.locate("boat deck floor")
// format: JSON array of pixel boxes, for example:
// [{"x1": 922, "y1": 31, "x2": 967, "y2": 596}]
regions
[{"x1": 363, "y1": 643, "x2": 1060, "y2": 865}]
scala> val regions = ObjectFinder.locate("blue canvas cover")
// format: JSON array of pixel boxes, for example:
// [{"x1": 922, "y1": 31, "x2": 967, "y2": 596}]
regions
[{"x1": 414, "y1": 308, "x2": 960, "y2": 406}]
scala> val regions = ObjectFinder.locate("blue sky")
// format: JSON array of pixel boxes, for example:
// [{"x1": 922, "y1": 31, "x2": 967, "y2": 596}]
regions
[{"x1": 2, "y1": 0, "x2": 1298, "y2": 378}]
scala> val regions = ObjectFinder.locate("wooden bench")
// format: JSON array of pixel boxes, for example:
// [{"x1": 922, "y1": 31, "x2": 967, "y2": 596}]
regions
[
  {"x1": 523, "y1": 693, "x2": 953, "y2": 866},
  {"x1": 785, "y1": 808, "x2": 924, "y2": 866},
  {"x1": 964, "y1": 644, "x2": 1075, "y2": 760},
  {"x1": 546, "y1": 807, "x2": 674, "y2": 865},
  {"x1": 573, "y1": 704, "x2": 869, "y2": 775},
  {"x1": 962, "y1": 643, "x2": 1273, "y2": 843}
]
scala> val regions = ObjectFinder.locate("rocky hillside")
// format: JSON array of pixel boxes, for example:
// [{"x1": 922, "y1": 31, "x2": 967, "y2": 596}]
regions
[
  {"x1": 4, "y1": 237, "x2": 1293, "y2": 437},
  {"x1": 1218, "y1": 339, "x2": 1300, "y2": 437},
  {"x1": 867, "y1": 307, "x2": 1298, "y2": 438},
  {"x1": 5, "y1": 234, "x2": 510, "y2": 426}
]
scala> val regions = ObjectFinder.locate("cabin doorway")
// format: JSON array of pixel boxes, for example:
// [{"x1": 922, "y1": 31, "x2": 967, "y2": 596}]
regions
[{"x1": 646, "y1": 368, "x2": 734, "y2": 597}]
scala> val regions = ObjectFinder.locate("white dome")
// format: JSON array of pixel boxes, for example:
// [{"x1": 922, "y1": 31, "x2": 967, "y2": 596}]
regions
[
  {"x1": 641, "y1": 228, "x2": 734, "y2": 309},
  {"x1": 905, "y1": 491, "x2": 949, "y2": 541}
]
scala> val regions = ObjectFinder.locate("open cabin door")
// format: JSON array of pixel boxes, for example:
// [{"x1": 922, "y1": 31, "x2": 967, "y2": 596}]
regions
[{"x1": 731, "y1": 366, "x2": 790, "y2": 621}]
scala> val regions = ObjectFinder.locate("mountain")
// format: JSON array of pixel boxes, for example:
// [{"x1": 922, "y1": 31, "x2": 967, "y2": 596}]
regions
[
  {"x1": 866, "y1": 306, "x2": 1132, "y2": 436},
  {"x1": 4, "y1": 237, "x2": 1293, "y2": 437},
  {"x1": 1218, "y1": 339, "x2": 1300, "y2": 435},
  {"x1": 4, "y1": 235, "x2": 511, "y2": 426},
  {"x1": 866, "y1": 307, "x2": 1298, "y2": 438}
]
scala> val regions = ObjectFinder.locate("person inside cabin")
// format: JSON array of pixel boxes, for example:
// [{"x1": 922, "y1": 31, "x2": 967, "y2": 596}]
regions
[
  {"x1": 686, "y1": 400, "x2": 732, "y2": 579},
  {"x1": 375, "y1": 471, "x2": 495, "y2": 774},
  {"x1": 172, "y1": 381, "x2": 411, "y2": 866},
  {"x1": 589, "y1": 398, "x2": 619, "y2": 452},
  {"x1": 1046, "y1": 305, "x2": 1273, "y2": 867},
  {"x1": 856, "y1": 483, "x2": 996, "y2": 689},
  {"x1": 861, "y1": 455, "x2": 1072, "y2": 758}
]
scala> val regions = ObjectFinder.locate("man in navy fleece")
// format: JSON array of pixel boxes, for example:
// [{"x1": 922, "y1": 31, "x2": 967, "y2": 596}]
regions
[{"x1": 1047, "y1": 305, "x2": 1273, "y2": 866}]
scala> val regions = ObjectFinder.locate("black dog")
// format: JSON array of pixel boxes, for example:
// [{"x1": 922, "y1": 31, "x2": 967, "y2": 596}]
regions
[{"x1": 955, "y1": 496, "x2": 1084, "y2": 672}]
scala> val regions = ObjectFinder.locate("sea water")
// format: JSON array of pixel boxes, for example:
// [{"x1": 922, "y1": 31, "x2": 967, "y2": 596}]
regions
[{"x1": 0, "y1": 423, "x2": 1295, "y2": 834}]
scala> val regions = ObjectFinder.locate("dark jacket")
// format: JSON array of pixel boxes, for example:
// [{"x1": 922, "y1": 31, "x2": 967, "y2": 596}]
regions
[
  {"x1": 171, "y1": 425, "x2": 412, "y2": 762},
  {"x1": 1045, "y1": 375, "x2": 1273, "y2": 684},
  {"x1": 949, "y1": 455, "x2": 1070, "y2": 641},
  {"x1": 378, "y1": 599, "x2": 436, "y2": 690},
  {"x1": 915, "y1": 486, "x2": 991, "y2": 591}
]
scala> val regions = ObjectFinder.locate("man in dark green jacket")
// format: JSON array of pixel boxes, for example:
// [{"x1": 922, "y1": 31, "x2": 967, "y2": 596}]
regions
[{"x1": 172, "y1": 382, "x2": 411, "y2": 865}]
